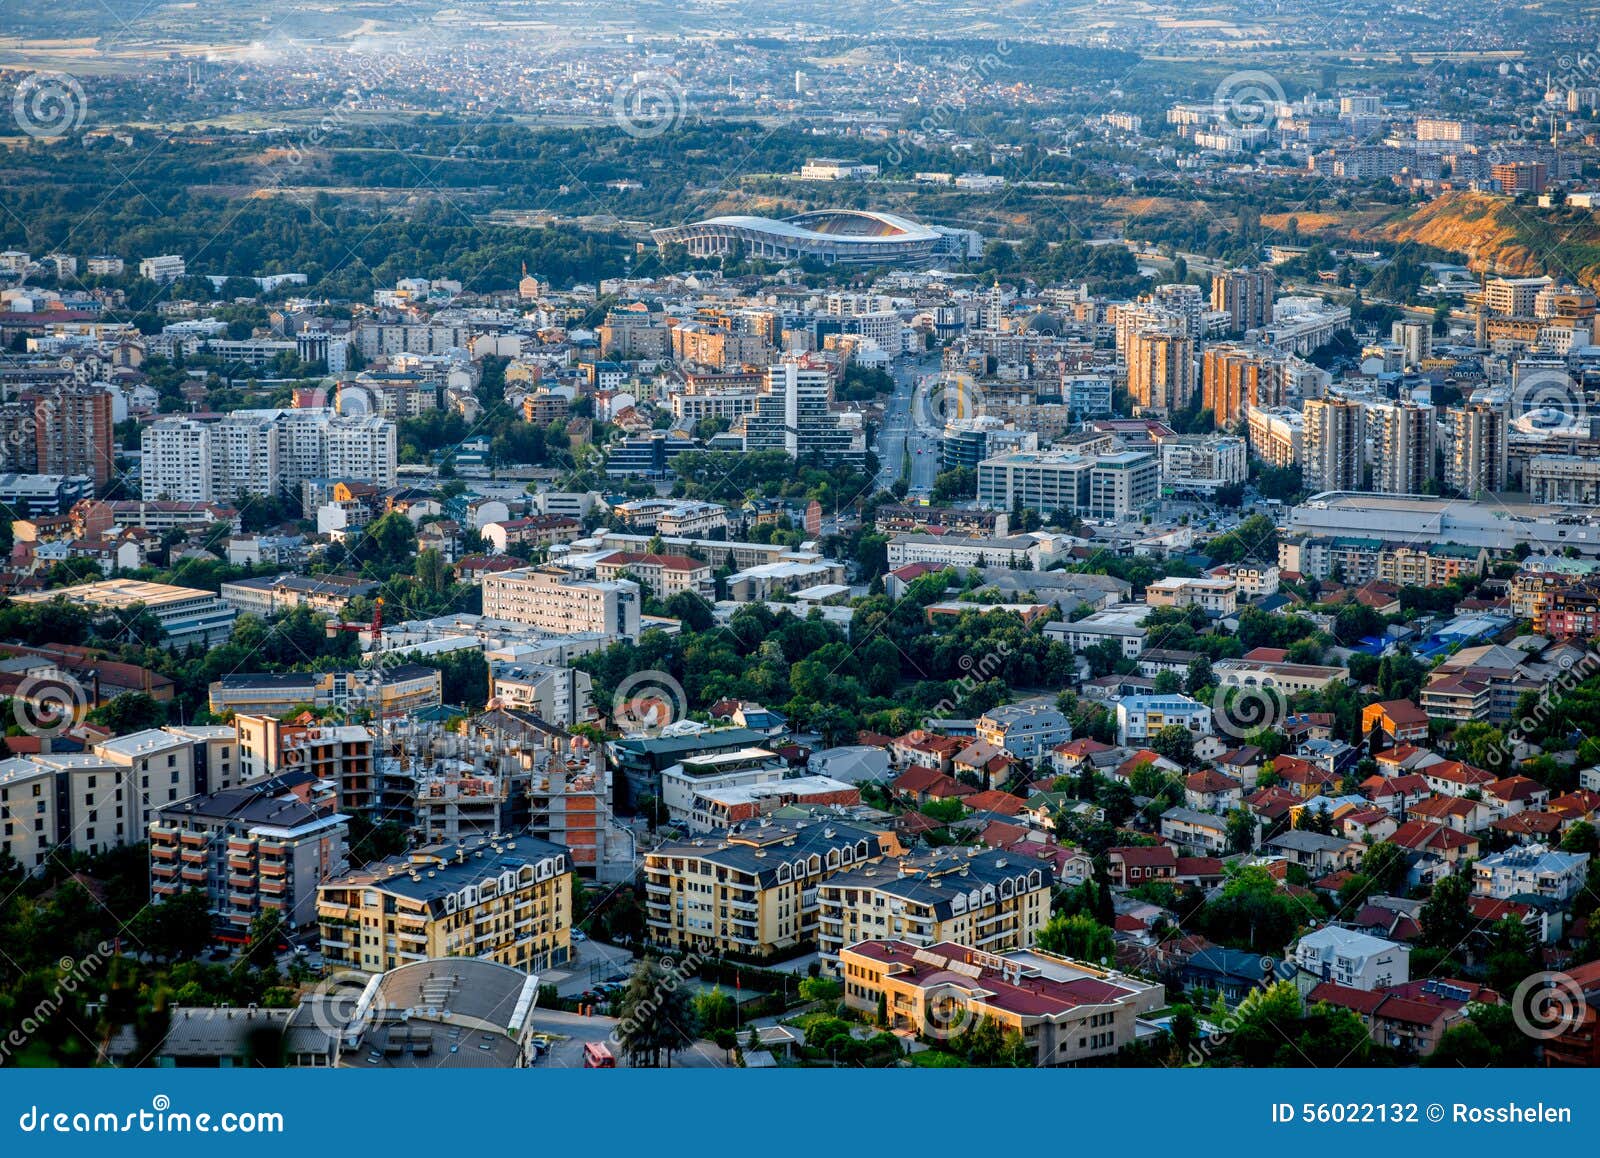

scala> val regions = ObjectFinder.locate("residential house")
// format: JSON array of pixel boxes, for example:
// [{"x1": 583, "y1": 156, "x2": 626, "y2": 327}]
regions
[
  {"x1": 1291, "y1": 926, "x2": 1411, "y2": 992},
  {"x1": 1106, "y1": 845, "x2": 1178, "y2": 887},
  {"x1": 1160, "y1": 806, "x2": 1230, "y2": 854},
  {"x1": 1262, "y1": 830, "x2": 1360, "y2": 874},
  {"x1": 1472, "y1": 845, "x2": 1590, "y2": 904},
  {"x1": 1361, "y1": 699, "x2": 1431, "y2": 747},
  {"x1": 975, "y1": 700, "x2": 1073, "y2": 765}
]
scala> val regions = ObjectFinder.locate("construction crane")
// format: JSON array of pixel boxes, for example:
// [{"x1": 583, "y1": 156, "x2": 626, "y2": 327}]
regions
[{"x1": 325, "y1": 596, "x2": 383, "y2": 641}]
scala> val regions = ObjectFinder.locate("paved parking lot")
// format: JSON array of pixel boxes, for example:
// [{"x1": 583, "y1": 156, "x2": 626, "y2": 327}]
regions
[{"x1": 526, "y1": 1008, "x2": 730, "y2": 1069}]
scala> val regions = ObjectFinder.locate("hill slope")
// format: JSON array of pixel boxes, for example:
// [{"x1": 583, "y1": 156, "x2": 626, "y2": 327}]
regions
[{"x1": 1379, "y1": 190, "x2": 1600, "y2": 290}]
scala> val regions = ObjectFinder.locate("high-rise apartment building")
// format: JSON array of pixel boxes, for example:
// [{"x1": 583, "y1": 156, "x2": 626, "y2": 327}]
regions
[
  {"x1": 149, "y1": 773, "x2": 348, "y2": 932},
  {"x1": 1125, "y1": 329, "x2": 1195, "y2": 416},
  {"x1": 743, "y1": 361, "x2": 865, "y2": 462},
  {"x1": 1370, "y1": 402, "x2": 1434, "y2": 495},
  {"x1": 1391, "y1": 320, "x2": 1433, "y2": 366},
  {"x1": 1202, "y1": 345, "x2": 1288, "y2": 428},
  {"x1": 1445, "y1": 403, "x2": 1507, "y2": 497},
  {"x1": 481, "y1": 566, "x2": 641, "y2": 642},
  {"x1": 1302, "y1": 397, "x2": 1365, "y2": 492},
  {"x1": 317, "y1": 834, "x2": 573, "y2": 976},
  {"x1": 1211, "y1": 266, "x2": 1276, "y2": 332},
  {"x1": 29, "y1": 385, "x2": 115, "y2": 489},
  {"x1": 140, "y1": 408, "x2": 396, "y2": 503}
]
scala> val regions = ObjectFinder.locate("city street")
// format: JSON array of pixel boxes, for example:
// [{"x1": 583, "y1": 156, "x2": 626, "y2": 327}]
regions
[{"x1": 875, "y1": 354, "x2": 943, "y2": 497}]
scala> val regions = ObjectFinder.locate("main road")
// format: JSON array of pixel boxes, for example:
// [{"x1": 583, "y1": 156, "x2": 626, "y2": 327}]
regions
[{"x1": 875, "y1": 353, "x2": 944, "y2": 498}]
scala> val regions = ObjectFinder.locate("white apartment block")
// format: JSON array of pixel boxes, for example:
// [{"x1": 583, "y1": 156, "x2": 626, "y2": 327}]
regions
[
  {"x1": 139, "y1": 255, "x2": 187, "y2": 283},
  {"x1": 481, "y1": 567, "x2": 642, "y2": 642},
  {"x1": 141, "y1": 408, "x2": 396, "y2": 502}
]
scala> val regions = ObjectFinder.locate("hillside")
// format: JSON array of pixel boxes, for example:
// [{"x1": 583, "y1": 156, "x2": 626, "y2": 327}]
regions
[{"x1": 1378, "y1": 190, "x2": 1600, "y2": 290}]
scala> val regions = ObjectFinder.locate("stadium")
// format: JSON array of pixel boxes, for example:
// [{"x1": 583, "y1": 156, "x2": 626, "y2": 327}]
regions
[{"x1": 650, "y1": 209, "x2": 981, "y2": 267}]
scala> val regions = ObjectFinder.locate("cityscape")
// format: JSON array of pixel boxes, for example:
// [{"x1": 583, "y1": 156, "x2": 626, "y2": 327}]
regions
[{"x1": 4, "y1": 0, "x2": 1600, "y2": 1078}]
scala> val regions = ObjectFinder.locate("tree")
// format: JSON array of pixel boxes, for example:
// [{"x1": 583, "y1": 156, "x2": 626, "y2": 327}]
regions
[
  {"x1": 1150, "y1": 724, "x2": 1195, "y2": 767},
  {"x1": 87, "y1": 692, "x2": 167, "y2": 733},
  {"x1": 692, "y1": 986, "x2": 737, "y2": 1033},
  {"x1": 1034, "y1": 912, "x2": 1114, "y2": 962},
  {"x1": 1451, "y1": 721, "x2": 1508, "y2": 772},
  {"x1": 1185, "y1": 656, "x2": 1214, "y2": 696},
  {"x1": 798, "y1": 976, "x2": 842, "y2": 1004},
  {"x1": 244, "y1": 910, "x2": 283, "y2": 969},
  {"x1": 1197, "y1": 866, "x2": 1305, "y2": 953},
  {"x1": 129, "y1": 889, "x2": 214, "y2": 962},
  {"x1": 1559, "y1": 820, "x2": 1597, "y2": 856},
  {"x1": 1419, "y1": 872, "x2": 1474, "y2": 951},
  {"x1": 615, "y1": 957, "x2": 699, "y2": 1067},
  {"x1": 1484, "y1": 916, "x2": 1542, "y2": 997},
  {"x1": 1225, "y1": 808, "x2": 1258, "y2": 853}
]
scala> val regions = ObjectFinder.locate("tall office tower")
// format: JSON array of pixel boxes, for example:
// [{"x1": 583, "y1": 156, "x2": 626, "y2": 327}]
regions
[
  {"x1": 745, "y1": 361, "x2": 865, "y2": 462},
  {"x1": 31, "y1": 385, "x2": 115, "y2": 489},
  {"x1": 1445, "y1": 402, "x2": 1508, "y2": 497},
  {"x1": 1390, "y1": 319, "x2": 1433, "y2": 367},
  {"x1": 1370, "y1": 402, "x2": 1434, "y2": 495},
  {"x1": 1302, "y1": 397, "x2": 1365, "y2": 492},
  {"x1": 1211, "y1": 266, "x2": 1277, "y2": 333},
  {"x1": 1202, "y1": 344, "x2": 1287, "y2": 428},
  {"x1": 1125, "y1": 329, "x2": 1195, "y2": 417}
]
